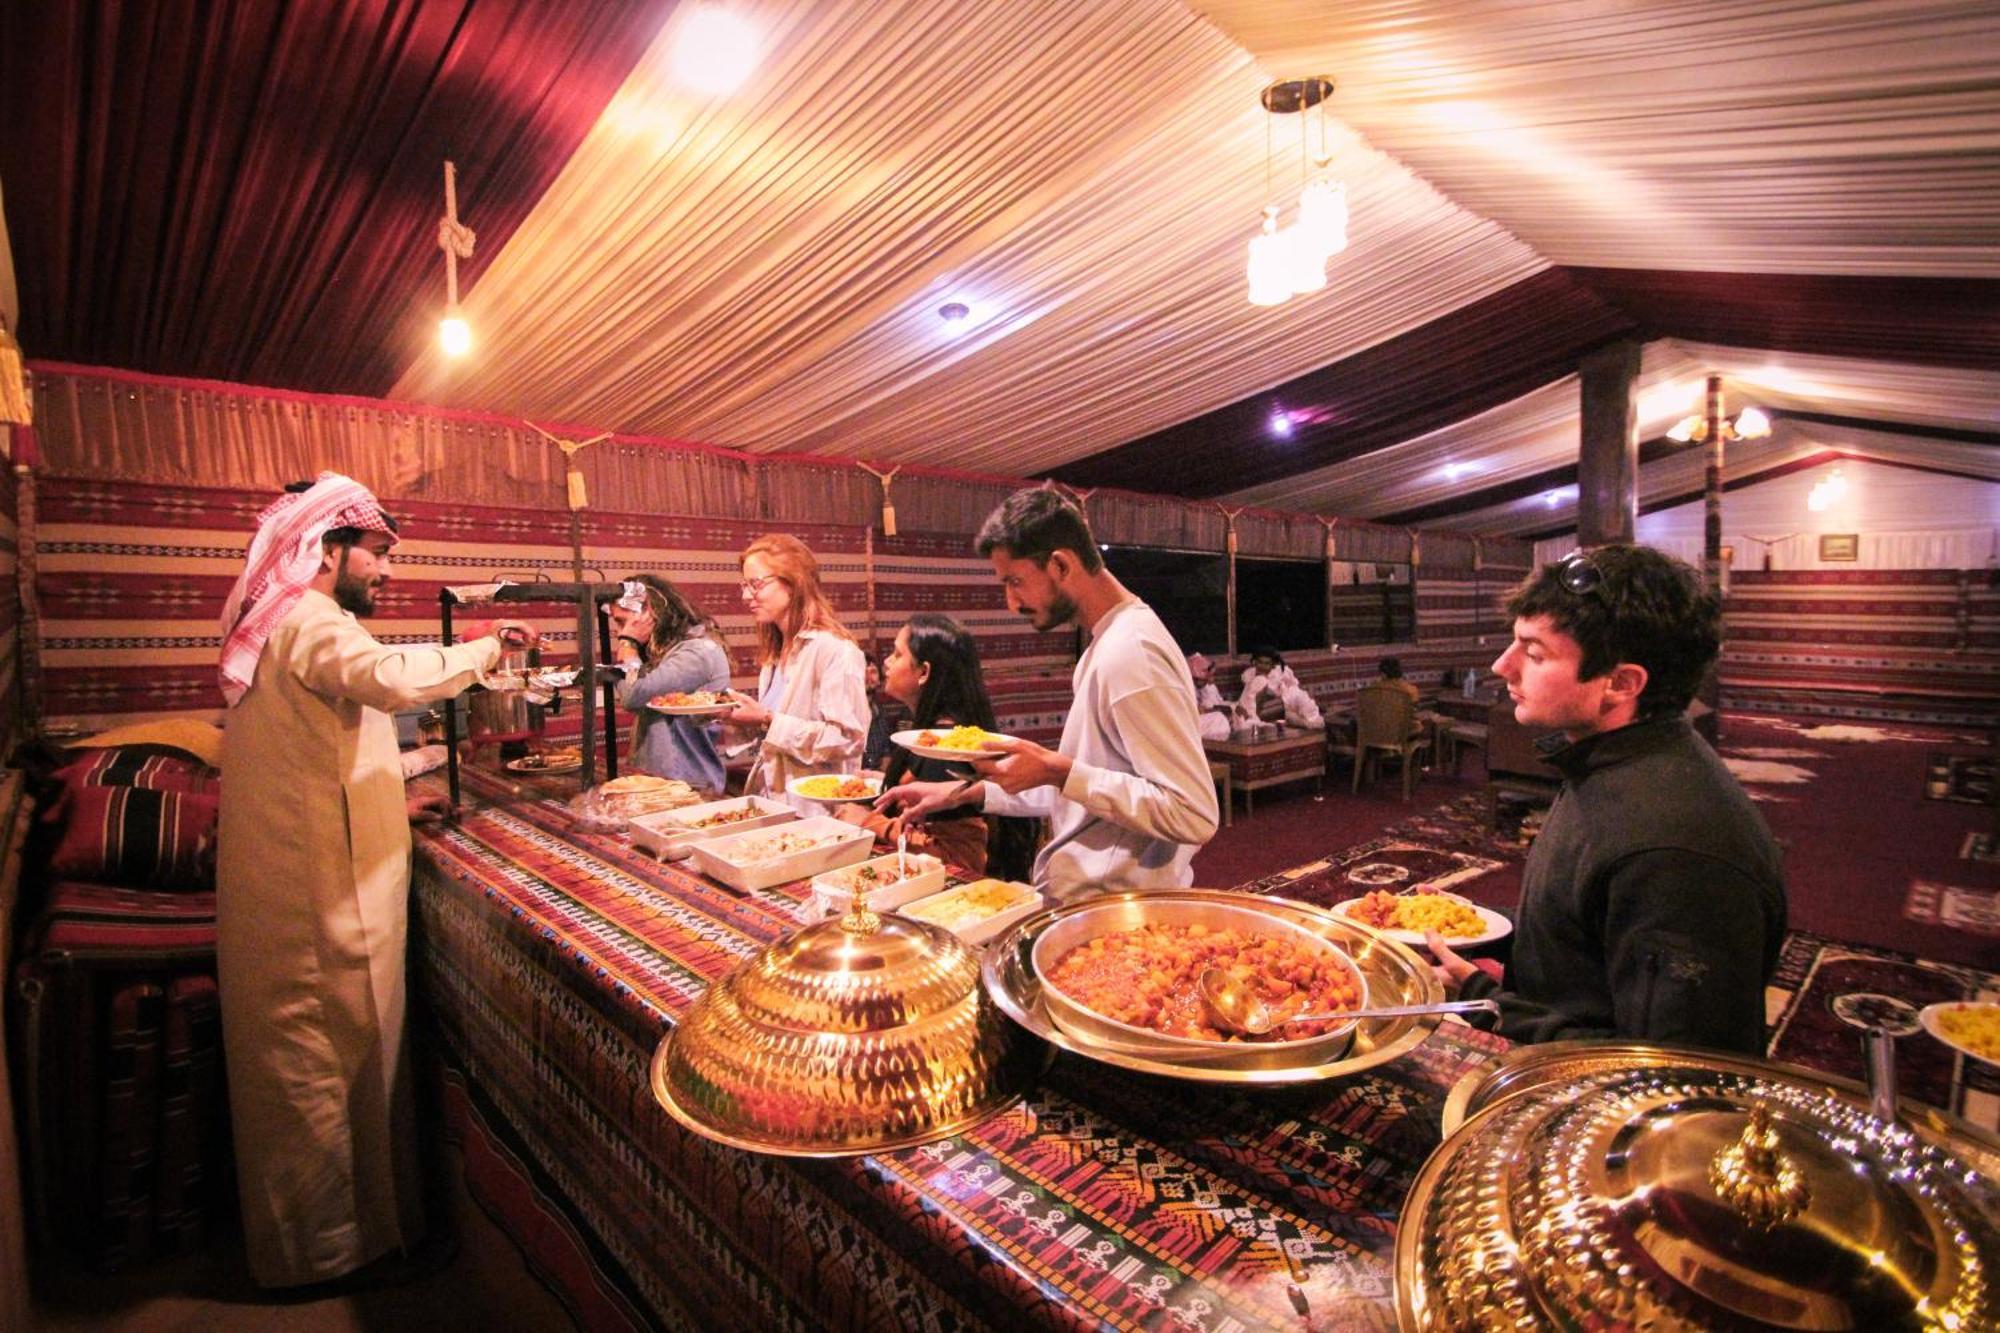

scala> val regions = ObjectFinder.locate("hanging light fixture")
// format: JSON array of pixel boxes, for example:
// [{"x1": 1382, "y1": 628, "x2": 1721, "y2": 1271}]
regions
[
  {"x1": 436, "y1": 160, "x2": 476, "y2": 358},
  {"x1": 1807, "y1": 466, "x2": 1849, "y2": 512},
  {"x1": 1668, "y1": 398, "x2": 1772, "y2": 443},
  {"x1": 1245, "y1": 77, "x2": 1346, "y2": 307}
]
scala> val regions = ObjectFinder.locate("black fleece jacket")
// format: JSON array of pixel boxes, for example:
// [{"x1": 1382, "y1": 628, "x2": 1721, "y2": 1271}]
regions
[{"x1": 1462, "y1": 715, "x2": 1786, "y2": 1054}]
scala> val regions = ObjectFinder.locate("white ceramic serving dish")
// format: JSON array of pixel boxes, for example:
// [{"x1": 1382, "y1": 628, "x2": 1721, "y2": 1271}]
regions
[
  {"x1": 627, "y1": 795, "x2": 796, "y2": 859},
  {"x1": 900, "y1": 879, "x2": 1045, "y2": 946},
  {"x1": 685, "y1": 815, "x2": 875, "y2": 893},
  {"x1": 1028, "y1": 897, "x2": 1366, "y2": 1063},
  {"x1": 805, "y1": 851, "x2": 949, "y2": 920}
]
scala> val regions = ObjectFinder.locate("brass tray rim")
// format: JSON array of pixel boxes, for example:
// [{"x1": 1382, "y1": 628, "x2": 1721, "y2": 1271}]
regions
[
  {"x1": 1441, "y1": 1036, "x2": 2000, "y2": 1156},
  {"x1": 648, "y1": 1026, "x2": 1048, "y2": 1158},
  {"x1": 980, "y1": 888, "x2": 1444, "y2": 1086},
  {"x1": 1401, "y1": 1037, "x2": 2000, "y2": 1331}
]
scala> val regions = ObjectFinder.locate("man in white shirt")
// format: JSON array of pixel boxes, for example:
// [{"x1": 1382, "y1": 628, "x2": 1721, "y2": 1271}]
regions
[
  {"x1": 1188, "y1": 653, "x2": 1234, "y2": 742},
  {"x1": 879, "y1": 487, "x2": 1218, "y2": 902}
]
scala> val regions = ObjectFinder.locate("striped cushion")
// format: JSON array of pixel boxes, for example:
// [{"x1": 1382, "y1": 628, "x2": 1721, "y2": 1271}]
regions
[
  {"x1": 55, "y1": 745, "x2": 221, "y2": 796},
  {"x1": 31, "y1": 882, "x2": 218, "y2": 960},
  {"x1": 48, "y1": 786, "x2": 219, "y2": 891}
]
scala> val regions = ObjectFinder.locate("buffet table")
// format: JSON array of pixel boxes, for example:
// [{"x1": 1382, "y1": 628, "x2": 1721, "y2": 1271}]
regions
[{"x1": 411, "y1": 766, "x2": 1508, "y2": 1332}]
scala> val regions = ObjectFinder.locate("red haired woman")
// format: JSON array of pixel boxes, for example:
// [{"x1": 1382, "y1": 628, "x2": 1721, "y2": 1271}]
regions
[{"x1": 720, "y1": 534, "x2": 868, "y2": 807}]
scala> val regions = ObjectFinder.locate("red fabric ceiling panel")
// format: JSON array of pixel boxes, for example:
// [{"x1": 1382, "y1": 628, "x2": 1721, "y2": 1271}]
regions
[
  {"x1": 1569, "y1": 269, "x2": 2000, "y2": 373},
  {"x1": 0, "y1": 0, "x2": 667, "y2": 394},
  {"x1": 1045, "y1": 269, "x2": 1637, "y2": 498}
]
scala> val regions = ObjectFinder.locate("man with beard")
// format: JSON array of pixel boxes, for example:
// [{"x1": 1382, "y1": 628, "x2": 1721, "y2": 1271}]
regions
[
  {"x1": 879, "y1": 486, "x2": 1217, "y2": 902},
  {"x1": 216, "y1": 473, "x2": 535, "y2": 1291}
]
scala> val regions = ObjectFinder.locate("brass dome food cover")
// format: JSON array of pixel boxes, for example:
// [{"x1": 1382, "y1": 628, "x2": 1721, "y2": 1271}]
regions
[
  {"x1": 651, "y1": 901, "x2": 1043, "y2": 1156},
  {"x1": 1396, "y1": 1045, "x2": 2000, "y2": 1330}
]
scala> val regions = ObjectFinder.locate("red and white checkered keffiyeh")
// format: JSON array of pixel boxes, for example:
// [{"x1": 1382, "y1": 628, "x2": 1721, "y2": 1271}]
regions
[{"x1": 218, "y1": 472, "x2": 398, "y2": 706}]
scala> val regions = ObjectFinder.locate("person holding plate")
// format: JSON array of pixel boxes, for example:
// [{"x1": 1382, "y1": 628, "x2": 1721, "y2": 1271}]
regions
[
  {"x1": 838, "y1": 613, "x2": 1036, "y2": 880},
  {"x1": 609, "y1": 573, "x2": 730, "y2": 792},
  {"x1": 878, "y1": 487, "x2": 1217, "y2": 902},
  {"x1": 1426, "y1": 544, "x2": 1786, "y2": 1055},
  {"x1": 718, "y1": 534, "x2": 868, "y2": 813}
]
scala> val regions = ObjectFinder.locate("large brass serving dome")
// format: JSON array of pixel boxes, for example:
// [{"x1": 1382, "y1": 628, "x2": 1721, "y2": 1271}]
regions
[
  {"x1": 1396, "y1": 1044, "x2": 2000, "y2": 1331},
  {"x1": 651, "y1": 903, "x2": 1043, "y2": 1156}
]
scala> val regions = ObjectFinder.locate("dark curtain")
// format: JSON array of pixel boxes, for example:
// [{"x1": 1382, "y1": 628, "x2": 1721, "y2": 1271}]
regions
[{"x1": 0, "y1": 0, "x2": 667, "y2": 394}]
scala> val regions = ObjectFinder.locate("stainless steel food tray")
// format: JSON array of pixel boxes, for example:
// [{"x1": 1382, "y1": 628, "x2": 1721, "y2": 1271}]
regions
[{"x1": 980, "y1": 889, "x2": 1444, "y2": 1085}]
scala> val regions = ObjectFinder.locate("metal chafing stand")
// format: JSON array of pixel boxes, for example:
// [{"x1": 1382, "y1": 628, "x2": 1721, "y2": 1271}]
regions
[{"x1": 439, "y1": 580, "x2": 626, "y2": 806}]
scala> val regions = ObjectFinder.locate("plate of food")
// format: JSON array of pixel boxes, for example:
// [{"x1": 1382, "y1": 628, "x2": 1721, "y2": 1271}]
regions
[
  {"x1": 595, "y1": 773, "x2": 704, "y2": 818},
  {"x1": 1030, "y1": 897, "x2": 1365, "y2": 1064},
  {"x1": 627, "y1": 795, "x2": 795, "y2": 859},
  {"x1": 1333, "y1": 890, "x2": 1511, "y2": 947},
  {"x1": 787, "y1": 773, "x2": 883, "y2": 803},
  {"x1": 506, "y1": 747, "x2": 582, "y2": 774},
  {"x1": 648, "y1": 690, "x2": 735, "y2": 716},
  {"x1": 1919, "y1": 1001, "x2": 2000, "y2": 1064},
  {"x1": 806, "y1": 851, "x2": 948, "y2": 918},
  {"x1": 901, "y1": 878, "x2": 1043, "y2": 945},
  {"x1": 684, "y1": 815, "x2": 875, "y2": 893},
  {"x1": 890, "y1": 725, "x2": 1018, "y2": 763}
]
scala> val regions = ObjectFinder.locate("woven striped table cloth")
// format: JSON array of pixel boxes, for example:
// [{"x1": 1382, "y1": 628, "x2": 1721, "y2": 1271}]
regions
[{"x1": 411, "y1": 766, "x2": 1507, "y2": 1332}]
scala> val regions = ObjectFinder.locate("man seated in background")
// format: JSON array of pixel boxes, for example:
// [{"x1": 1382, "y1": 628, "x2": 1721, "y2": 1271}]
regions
[
  {"x1": 1374, "y1": 656, "x2": 1421, "y2": 706},
  {"x1": 1187, "y1": 653, "x2": 1234, "y2": 741},
  {"x1": 1237, "y1": 648, "x2": 1324, "y2": 730},
  {"x1": 1427, "y1": 544, "x2": 1786, "y2": 1055}
]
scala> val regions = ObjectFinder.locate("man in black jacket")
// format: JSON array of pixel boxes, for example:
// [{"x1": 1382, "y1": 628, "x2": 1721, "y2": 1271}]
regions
[{"x1": 1428, "y1": 544, "x2": 1785, "y2": 1054}]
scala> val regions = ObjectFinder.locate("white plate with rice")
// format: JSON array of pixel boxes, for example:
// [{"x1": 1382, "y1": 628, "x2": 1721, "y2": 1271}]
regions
[
  {"x1": 1331, "y1": 892, "x2": 1511, "y2": 948},
  {"x1": 1919, "y1": 1001, "x2": 2000, "y2": 1064}
]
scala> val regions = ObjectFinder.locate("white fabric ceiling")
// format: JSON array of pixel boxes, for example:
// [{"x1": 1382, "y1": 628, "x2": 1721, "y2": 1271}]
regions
[
  {"x1": 1224, "y1": 339, "x2": 2000, "y2": 527},
  {"x1": 386, "y1": 0, "x2": 1998, "y2": 512},
  {"x1": 1194, "y1": 0, "x2": 2000, "y2": 275}
]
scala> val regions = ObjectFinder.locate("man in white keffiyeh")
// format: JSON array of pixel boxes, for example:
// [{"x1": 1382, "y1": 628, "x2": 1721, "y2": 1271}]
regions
[{"x1": 216, "y1": 473, "x2": 536, "y2": 1289}]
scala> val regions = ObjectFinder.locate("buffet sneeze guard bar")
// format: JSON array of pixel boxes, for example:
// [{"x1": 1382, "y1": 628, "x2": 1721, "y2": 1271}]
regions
[{"x1": 438, "y1": 581, "x2": 625, "y2": 804}]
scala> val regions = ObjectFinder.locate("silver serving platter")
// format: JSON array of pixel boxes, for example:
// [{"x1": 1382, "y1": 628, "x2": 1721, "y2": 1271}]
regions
[{"x1": 981, "y1": 889, "x2": 1444, "y2": 1085}]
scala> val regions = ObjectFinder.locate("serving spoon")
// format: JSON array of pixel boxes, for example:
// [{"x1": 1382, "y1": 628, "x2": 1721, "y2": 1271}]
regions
[{"x1": 1197, "y1": 967, "x2": 1499, "y2": 1036}]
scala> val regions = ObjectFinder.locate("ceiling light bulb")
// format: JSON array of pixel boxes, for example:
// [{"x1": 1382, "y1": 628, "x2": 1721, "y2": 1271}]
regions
[
  {"x1": 1734, "y1": 406, "x2": 1771, "y2": 439},
  {"x1": 1807, "y1": 467, "x2": 1848, "y2": 512},
  {"x1": 1269, "y1": 409, "x2": 1293, "y2": 437},
  {"x1": 439, "y1": 314, "x2": 472, "y2": 358},
  {"x1": 1666, "y1": 415, "x2": 1699, "y2": 444},
  {"x1": 1285, "y1": 225, "x2": 1327, "y2": 296},
  {"x1": 672, "y1": 6, "x2": 759, "y2": 95},
  {"x1": 938, "y1": 301, "x2": 970, "y2": 323},
  {"x1": 1297, "y1": 178, "x2": 1348, "y2": 261},
  {"x1": 1247, "y1": 216, "x2": 1292, "y2": 306}
]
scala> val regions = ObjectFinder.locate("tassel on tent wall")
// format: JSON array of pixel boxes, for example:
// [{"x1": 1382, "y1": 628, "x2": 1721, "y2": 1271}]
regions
[{"x1": 859, "y1": 461, "x2": 901, "y2": 537}]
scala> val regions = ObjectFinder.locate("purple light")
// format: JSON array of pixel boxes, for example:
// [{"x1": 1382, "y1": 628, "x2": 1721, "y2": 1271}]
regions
[{"x1": 1269, "y1": 410, "x2": 1293, "y2": 438}]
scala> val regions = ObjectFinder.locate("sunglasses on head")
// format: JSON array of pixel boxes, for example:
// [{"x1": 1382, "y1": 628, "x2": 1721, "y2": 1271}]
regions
[{"x1": 1557, "y1": 550, "x2": 1604, "y2": 596}]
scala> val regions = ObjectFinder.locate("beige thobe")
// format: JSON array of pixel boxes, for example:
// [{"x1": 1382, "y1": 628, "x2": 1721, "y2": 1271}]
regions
[{"x1": 217, "y1": 590, "x2": 499, "y2": 1287}]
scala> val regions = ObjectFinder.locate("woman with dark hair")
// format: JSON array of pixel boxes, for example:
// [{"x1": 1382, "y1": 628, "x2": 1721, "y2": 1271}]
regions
[
  {"x1": 608, "y1": 573, "x2": 731, "y2": 791},
  {"x1": 843, "y1": 613, "x2": 1036, "y2": 880}
]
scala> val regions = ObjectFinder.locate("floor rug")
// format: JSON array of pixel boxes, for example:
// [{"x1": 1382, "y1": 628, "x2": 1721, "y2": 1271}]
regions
[
  {"x1": 1925, "y1": 752, "x2": 1995, "y2": 804},
  {"x1": 1240, "y1": 838, "x2": 1505, "y2": 909},
  {"x1": 1766, "y1": 931, "x2": 1999, "y2": 1131}
]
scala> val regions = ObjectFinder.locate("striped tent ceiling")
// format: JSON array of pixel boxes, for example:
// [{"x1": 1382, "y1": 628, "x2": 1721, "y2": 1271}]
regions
[{"x1": 5, "y1": 0, "x2": 1995, "y2": 531}]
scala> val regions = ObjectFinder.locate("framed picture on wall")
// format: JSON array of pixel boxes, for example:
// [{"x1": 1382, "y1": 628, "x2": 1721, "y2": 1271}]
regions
[{"x1": 1819, "y1": 533, "x2": 1859, "y2": 562}]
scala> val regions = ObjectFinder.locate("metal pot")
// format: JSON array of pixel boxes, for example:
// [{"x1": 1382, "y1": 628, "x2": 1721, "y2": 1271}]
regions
[
  {"x1": 467, "y1": 649, "x2": 544, "y2": 740},
  {"x1": 1396, "y1": 1041, "x2": 2000, "y2": 1330}
]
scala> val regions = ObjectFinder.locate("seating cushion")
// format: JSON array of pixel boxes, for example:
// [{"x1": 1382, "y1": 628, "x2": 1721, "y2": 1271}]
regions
[
  {"x1": 29, "y1": 881, "x2": 218, "y2": 960},
  {"x1": 47, "y1": 785, "x2": 220, "y2": 891},
  {"x1": 55, "y1": 744, "x2": 221, "y2": 797}
]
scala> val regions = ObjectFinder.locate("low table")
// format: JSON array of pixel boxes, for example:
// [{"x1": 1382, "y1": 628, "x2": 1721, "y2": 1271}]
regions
[{"x1": 1203, "y1": 724, "x2": 1326, "y2": 815}]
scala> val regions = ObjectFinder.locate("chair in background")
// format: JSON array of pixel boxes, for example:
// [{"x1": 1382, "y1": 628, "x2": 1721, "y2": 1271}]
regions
[
  {"x1": 1208, "y1": 760, "x2": 1233, "y2": 828},
  {"x1": 1353, "y1": 684, "x2": 1430, "y2": 800}
]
